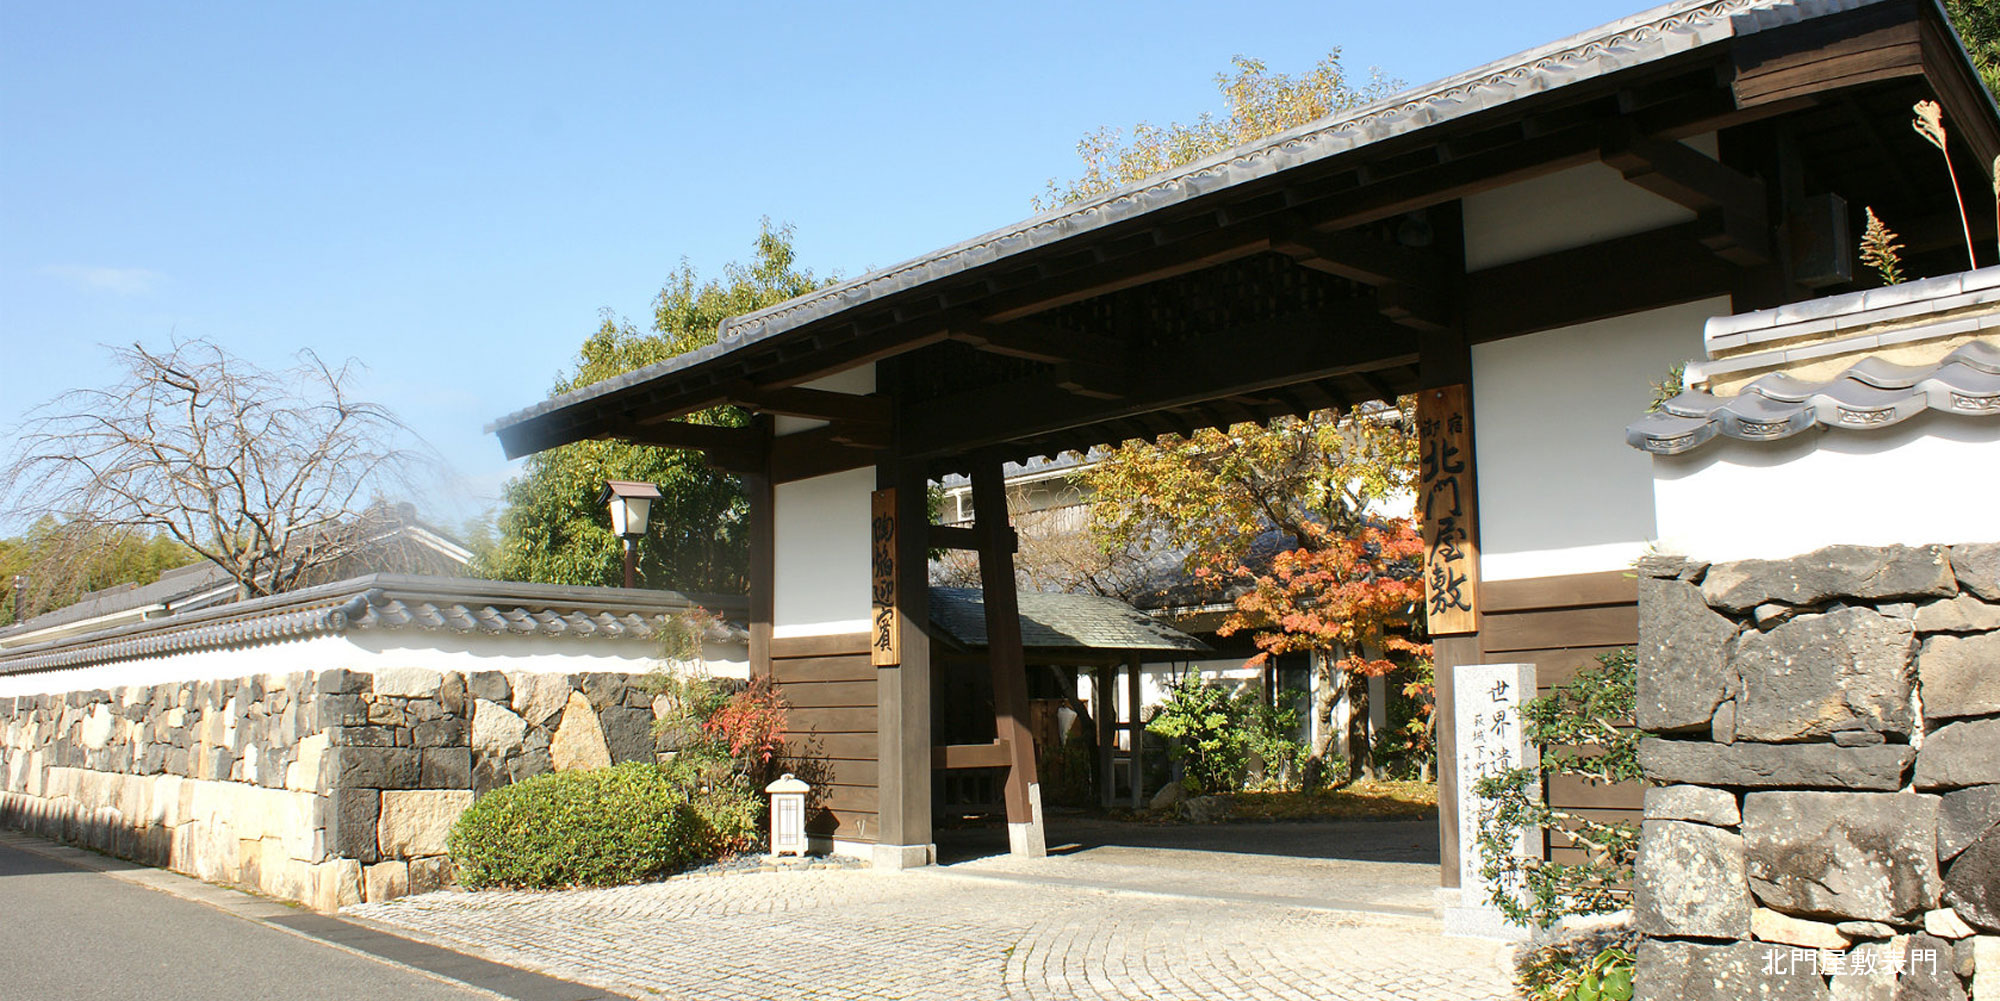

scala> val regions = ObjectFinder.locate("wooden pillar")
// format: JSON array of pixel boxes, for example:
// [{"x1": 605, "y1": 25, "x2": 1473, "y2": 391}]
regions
[
  {"x1": 1420, "y1": 319, "x2": 1482, "y2": 893},
  {"x1": 871, "y1": 453, "x2": 935, "y2": 868},
  {"x1": 1093, "y1": 664, "x2": 1115, "y2": 809},
  {"x1": 969, "y1": 456, "x2": 1045, "y2": 858},
  {"x1": 745, "y1": 420, "x2": 774, "y2": 681},
  {"x1": 1125, "y1": 650, "x2": 1144, "y2": 809}
]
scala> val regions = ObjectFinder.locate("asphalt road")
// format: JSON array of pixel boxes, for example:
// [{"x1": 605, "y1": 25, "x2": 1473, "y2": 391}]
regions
[{"x1": 0, "y1": 838, "x2": 496, "y2": 1001}]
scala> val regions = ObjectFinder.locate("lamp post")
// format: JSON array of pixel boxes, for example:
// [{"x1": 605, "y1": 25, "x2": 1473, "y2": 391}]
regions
[{"x1": 597, "y1": 480, "x2": 664, "y2": 589}]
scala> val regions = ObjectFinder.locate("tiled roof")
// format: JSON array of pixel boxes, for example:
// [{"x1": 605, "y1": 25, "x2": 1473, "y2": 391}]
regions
[
  {"x1": 0, "y1": 575, "x2": 745, "y2": 676},
  {"x1": 491, "y1": 0, "x2": 1883, "y2": 447},
  {"x1": 928, "y1": 587, "x2": 1210, "y2": 657},
  {"x1": 1, "y1": 562, "x2": 235, "y2": 637},
  {"x1": 1626, "y1": 340, "x2": 2000, "y2": 455}
]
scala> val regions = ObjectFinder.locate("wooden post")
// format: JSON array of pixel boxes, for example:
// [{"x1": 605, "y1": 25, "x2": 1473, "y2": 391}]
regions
[
  {"x1": 1125, "y1": 650, "x2": 1144, "y2": 809},
  {"x1": 1420, "y1": 317, "x2": 1481, "y2": 893},
  {"x1": 1093, "y1": 664, "x2": 1115, "y2": 809},
  {"x1": 872, "y1": 454, "x2": 934, "y2": 868},
  {"x1": 970, "y1": 456, "x2": 1045, "y2": 858},
  {"x1": 746, "y1": 423, "x2": 774, "y2": 681}
]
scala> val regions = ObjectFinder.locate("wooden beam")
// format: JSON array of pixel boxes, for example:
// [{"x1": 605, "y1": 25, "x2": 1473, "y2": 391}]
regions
[
  {"x1": 932, "y1": 740, "x2": 1013, "y2": 770},
  {"x1": 945, "y1": 315, "x2": 1129, "y2": 369},
  {"x1": 770, "y1": 425, "x2": 880, "y2": 483},
  {"x1": 1125, "y1": 651, "x2": 1144, "y2": 810},
  {"x1": 902, "y1": 305, "x2": 1419, "y2": 458},
  {"x1": 971, "y1": 456, "x2": 1045, "y2": 857},
  {"x1": 1093, "y1": 665, "x2": 1115, "y2": 809},
  {"x1": 746, "y1": 419, "x2": 774, "y2": 681},
  {"x1": 1600, "y1": 123, "x2": 1770, "y2": 265},
  {"x1": 1464, "y1": 221, "x2": 1737, "y2": 343},
  {"x1": 724, "y1": 383, "x2": 893, "y2": 426},
  {"x1": 875, "y1": 444, "x2": 935, "y2": 862},
  {"x1": 1271, "y1": 225, "x2": 1446, "y2": 290},
  {"x1": 928, "y1": 524, "x2": 1014, "y2": 553}
]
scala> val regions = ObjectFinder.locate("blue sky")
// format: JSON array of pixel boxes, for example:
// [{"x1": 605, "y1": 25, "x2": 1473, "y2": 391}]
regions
[{"x1": 2, "y1": 0, "x2": 1653, "y2": 532}]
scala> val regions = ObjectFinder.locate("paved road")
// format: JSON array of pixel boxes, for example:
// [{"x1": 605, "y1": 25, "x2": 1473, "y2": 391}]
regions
[
  {"x1": 350, "y1": 831, "x2": 1512, "y2": 1001},
  {"x1": 0, "y1": 837, "x2": 496, "y2": 1001}
]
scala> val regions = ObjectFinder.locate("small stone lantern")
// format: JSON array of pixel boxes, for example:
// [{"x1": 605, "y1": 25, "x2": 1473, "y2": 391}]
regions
[{"x1": 765, "y1": 773, "x2": 810, "y2": 857}]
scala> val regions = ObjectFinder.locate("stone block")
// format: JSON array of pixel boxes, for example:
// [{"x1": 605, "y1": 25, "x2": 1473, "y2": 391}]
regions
[
  {"x1": 324, "y1": 787, "x2": 379, "y2": 863},
  {"x1": 1638, "y1": 577, "x2": 1739, "y2": 733},
  {"x1": 1839, "y1": 921, "x2": 1899, "y2": 940},
  {"x1": 1701, "y1": 545, "x2": 1958, "y2": 614},
  {"x1": 411, "y1": 718, "x2": 466, "y2": 748},
  {"x1": 314, "y1": 670, "x2": 370, "y2": 696},
  {"x1": 377, "y1": 789, "x2": 473, "y2": 858},
  {"x1": 1920, "y1": 634, "x2": 2000, "y2": 720},
  {"x1": 1930, "y1": 909, "x2": 1979, "y2": 940},
  {"x1": 1744, "y1": 791, "x2": 1941, "y2": 923},
  {"x1": 437, "y1": 673, "x2": 466, "y2": 717},
  {"x1": 407, "y1": 855, "x2": 454, "y2": 895},
  {"x1": 1916, "y1": 596, "x2": 2000, "y2": 634},
  {"x1": 286, "y1": 733, "x2": 329, "y2": 793},
  {"x1": 510, "y1": 673, "x2": 572, "y2": 727},
  {"x1": 1973, "y1": 937, "x2": 1997, "y2": 1000},
  {"x1": 1754, "y1": 907, "x2": 1852, "y2": 949},
  {"x1": 1636, "y1": 939, "x2": 1832, "y2": 1000},
  {"x1": 580, "y1": 673, "x2": 626, "y2": 712},
  {"x1": 330, "y1": 724, "x2": 396, "y2": 747},
  {"x1": 600, "y1": 707, "x2": 654, "y2": 765},
  {"x1": 1733, "y1": 607, "x2": 1916, "y2": 741},
  {"x1": 1917, "y1": 720, "x2": 2000, "y2": 791},
  {"x1": 1946, "y1": 828, "x2": 2000, "y2": 932},
  {"x1": 1950, "y1": 544, "x2": 2000, "y2": 602},
  {"x1": 466, "y1": 672, "x2": 509, "y2": 704},
  {"x1": 362, "y1": 860, "x2": 409, "y2": 902},
  {"x1": 309, "y1": 858, "x2": 363, "y2": 912},
  {"x1": 1899, "y1": 933, "x2": 1969, "y2": 1000},
  {"x1": 1940, "y1": 787, "x2": 2000, "y2": 863},
  {"x1": 471, "y1": 700, "x2": 526, "y2": 758},
  {"x1": 369, "y1": 668, "x2": 442, "y2": 699},
  {"x1": 1635, "y1": 820, "x2": 1752, "y2": 938},
  {"x1": 326, "y1": 746, "x2": 420, "y2": 791},
  {"x1": 316, "y1": 695, "x2": 367, "y2": 729},
  {"x1": 1645, "y1": 784, "x2": 1741, "y2": 826},
  {"x1": 1640, "y1": 738, "x2": 1914, "y2": 790},
  {"x1": 549, "y1": 692, "x2": 610, "y2": 772},
  {"x1": 419, "y1": 748, "x2": 471, "y2": 789}
]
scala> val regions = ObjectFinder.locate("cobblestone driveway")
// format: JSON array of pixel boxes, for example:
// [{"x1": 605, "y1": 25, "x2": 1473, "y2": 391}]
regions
[{"x1": 348, "y1": 846, "x2": 1515, "y2": 1001}]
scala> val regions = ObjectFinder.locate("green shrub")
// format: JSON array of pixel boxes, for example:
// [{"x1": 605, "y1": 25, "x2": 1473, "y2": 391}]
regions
[
  {"x1": 449, "y1": 756, "x2": 761, "y2": 889},
  {"x1": 1517, "y1": 930, "x2": 1638, "y2": 1001}
]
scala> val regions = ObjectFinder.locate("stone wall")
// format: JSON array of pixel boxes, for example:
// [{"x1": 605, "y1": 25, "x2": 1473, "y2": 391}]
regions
[
  {"x1": 0, "y1": 665, "x2": 677, "y2": 909},
  {"x1": 1633, "y1": 543, "x2": 1999, "y2": 1000}
]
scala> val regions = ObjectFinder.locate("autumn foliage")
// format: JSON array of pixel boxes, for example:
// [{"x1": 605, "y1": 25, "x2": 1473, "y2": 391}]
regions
[{"x1": 701, "y1": 675, "x2": 789, "y2": 769}]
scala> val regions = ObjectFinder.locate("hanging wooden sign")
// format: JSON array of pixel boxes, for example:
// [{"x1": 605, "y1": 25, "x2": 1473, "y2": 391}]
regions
[
  {"x1": 870, "y1": 488, "x2": 901, "y2": 666},
  {"x1": 1418, "y1": 385, "x2": 1481, "y2": 636}
]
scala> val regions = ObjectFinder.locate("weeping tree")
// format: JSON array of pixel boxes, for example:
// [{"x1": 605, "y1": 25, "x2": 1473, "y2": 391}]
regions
[{"x1": 2, "y1": 339, "x2": 431, "y2": 599}]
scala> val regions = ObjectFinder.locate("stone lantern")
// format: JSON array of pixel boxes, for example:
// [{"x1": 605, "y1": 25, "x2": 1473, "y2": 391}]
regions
[{"x1": 765, "y1": 773, "x2": 810, "y2": 857}]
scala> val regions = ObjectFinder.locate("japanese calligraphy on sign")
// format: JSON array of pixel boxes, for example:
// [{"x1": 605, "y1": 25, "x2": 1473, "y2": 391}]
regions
[
  {"x1": 1454, "y1": 662, "x2": 1538, "y2": 907},
  {"x1": 1418, "y1": 384, "x2": 1480, "y2": 636},
  {"x1": 869, "y1": 488, "x2": 900, "y2": 667}
]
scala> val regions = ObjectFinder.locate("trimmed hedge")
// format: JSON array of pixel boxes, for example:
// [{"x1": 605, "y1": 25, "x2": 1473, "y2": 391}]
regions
[{"x1": 448, "y1": 757, "x2": 761, "y2": 889}]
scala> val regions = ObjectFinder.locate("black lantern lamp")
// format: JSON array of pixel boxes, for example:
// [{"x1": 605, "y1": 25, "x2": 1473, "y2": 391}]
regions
[{"x1": 597, "y1": 480, "x2": 663, "y2": 588}]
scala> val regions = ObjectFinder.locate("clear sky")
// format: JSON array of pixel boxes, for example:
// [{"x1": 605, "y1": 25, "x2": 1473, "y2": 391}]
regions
[{"x1": 2, "y1": 0, "x2": 1654, "y2": 532}]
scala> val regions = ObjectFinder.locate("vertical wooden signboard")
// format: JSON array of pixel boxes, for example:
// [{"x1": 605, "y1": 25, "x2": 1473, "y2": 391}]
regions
[
  {"x1": 1418, "y1": 385, "x2": 1480, "y2": 636},
  {"x1": 870, "y1": 488, "x2": 901, "y2": 667}
]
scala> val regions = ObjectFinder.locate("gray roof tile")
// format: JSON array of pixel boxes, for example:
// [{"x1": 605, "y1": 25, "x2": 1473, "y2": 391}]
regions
[{"x1": 928, "y1": 587, "x2": 1209, "y2": 656}]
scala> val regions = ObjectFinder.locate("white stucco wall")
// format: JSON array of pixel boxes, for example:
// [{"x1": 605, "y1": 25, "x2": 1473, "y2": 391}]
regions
[
  {"x1": 1471, "y1": 298, "x2": 1723, "y2": 581},
  {"x1": 1652, "y1": 415, "x2": 2000, "y2": 562},
  {"x1": 772, "y1": 366, "x2": 878, "y2": 638},
  {"x1": 1462, "y1": 134, "x2": 1715, "y2": 271},
  {"x1": 0, "y1": 631, "x2": 747, "y2": 698}
]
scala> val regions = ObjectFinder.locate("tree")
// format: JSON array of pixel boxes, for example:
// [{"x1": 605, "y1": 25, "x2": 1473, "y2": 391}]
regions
[
  {"x1": 480, "y1": 222, "x2": 832, "y2": 592},
  {"x1": 0, "y1": 518, "x2": 195, "y2": 626},
  {"x1": 1945, "y1": 1, "x2": 2000, "y2": 99},
  {"x1": 1037, "y1": 53, "x2": 1398, "y2": 209},
  {"x1": 1083, "y1": 405, "x2": 1429, "y2": 781},
  {"x1": 2, "y1": 339, "x2": 430, "y2": 600}
]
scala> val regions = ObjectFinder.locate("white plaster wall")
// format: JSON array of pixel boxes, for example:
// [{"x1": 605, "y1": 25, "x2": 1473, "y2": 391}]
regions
[
  {"x1": 772, "y1": 366, "x2": 878, "y2": 638},
  {"x1": 1462, "y1": 134, "x2": 1716, "y2": 271},
  {"x1": 1652, "y1": 415, "x2": 2000, "y2": 562},
  {"x1": 1472, "y1": 298, "x2": 1724, "y2": 581},
  {"x1": 0, "y1": 632, "x2": 746, "y2": 698}
]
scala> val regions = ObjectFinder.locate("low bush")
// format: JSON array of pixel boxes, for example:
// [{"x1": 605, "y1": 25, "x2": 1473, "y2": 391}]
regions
[
  {"x1": 449, "y1": 755, "x2": 761, "y2": 889},
  {"x1": 1516, "y1": 927, "x2": 1638, "y2": 1001}
]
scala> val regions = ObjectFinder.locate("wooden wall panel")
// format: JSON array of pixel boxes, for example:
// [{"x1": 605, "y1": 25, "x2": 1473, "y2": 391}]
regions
[{"x1": 771, "y1": 634, "x2": 879, "y2": 844}]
